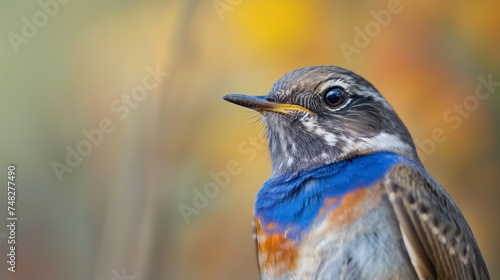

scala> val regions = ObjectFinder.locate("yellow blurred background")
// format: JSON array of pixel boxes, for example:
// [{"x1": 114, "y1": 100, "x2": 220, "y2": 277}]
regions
[{"x1": 0, "y1": 1, "x2": 499, "y2": 279}]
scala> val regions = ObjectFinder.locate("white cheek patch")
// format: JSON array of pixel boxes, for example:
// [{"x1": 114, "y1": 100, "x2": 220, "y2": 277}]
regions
[
  {"x1": 369, "y1": 133, "x2": 412, "y2": 154},
  {"x1": 341, "y1": 132, "x2": 413, "y2": 157},
  {"x1": 300, "y1": 115, "x2": 338, "y2": 146},
  {"x1": 319, "y1": 128, "x2": 338, "y2": 146},
  {"x1": 275, "y1": 127, "x2": 291, "y2": 158}
]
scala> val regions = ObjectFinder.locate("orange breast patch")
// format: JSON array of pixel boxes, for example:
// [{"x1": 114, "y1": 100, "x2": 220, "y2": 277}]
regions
[
  {"x1": 255, "y1": 218, "x2": 300, "y2": 276},
  {"x1": 320, "y1": 186, "x2": 383, "y2": 232}
]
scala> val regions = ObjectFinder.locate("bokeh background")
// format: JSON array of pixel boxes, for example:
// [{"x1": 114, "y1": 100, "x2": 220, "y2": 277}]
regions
[{"x1": 1, "y1": 1, "x2": 499, "y2": 279}]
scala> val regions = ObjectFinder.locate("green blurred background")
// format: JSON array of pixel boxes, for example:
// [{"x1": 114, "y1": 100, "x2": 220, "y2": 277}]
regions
[{"x1": 0, "y1": 1, "x2": 499, "y2": 279}]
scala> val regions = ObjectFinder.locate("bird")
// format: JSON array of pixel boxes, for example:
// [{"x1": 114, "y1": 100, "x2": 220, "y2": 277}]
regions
[{"x1": 222, "y1": 66, "x2": 490, "y2": 280}]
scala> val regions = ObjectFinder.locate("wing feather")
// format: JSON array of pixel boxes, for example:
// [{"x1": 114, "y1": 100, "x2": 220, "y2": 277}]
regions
[{"x1": 382, "y1": 163, "x2": 490, "y2": 280}]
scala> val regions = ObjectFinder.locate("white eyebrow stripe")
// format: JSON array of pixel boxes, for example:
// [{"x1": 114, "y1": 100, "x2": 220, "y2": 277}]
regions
[
  {"x1": 317, "y1": 79, "x2": 350, "y2": 94},
  {"x1": 317, "y1": 78, "x2": 394, "y2": 111},
  {"x1": 356, "y1": 88, "x2": 394, "y2": 110}
]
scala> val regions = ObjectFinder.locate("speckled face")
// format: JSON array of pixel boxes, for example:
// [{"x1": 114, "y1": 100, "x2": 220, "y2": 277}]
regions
[{"x1": 224, "y1": 66, "x2": 421, "y2": 177}]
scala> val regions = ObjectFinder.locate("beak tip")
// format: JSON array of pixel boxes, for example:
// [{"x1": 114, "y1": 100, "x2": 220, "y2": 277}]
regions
[{"x1": 222, "y1": 94, "x2": 236, "y2": 102}]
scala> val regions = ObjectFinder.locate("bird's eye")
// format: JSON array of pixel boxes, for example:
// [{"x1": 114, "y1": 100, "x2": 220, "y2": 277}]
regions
[{"x1": 323, "y1": 87, "x2": 347, "y2": 107}]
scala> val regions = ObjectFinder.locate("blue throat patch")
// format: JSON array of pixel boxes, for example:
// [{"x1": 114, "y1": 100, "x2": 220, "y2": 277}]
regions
[{"x1": 255, "y1": 152, "x2": 413, "y2": 241}]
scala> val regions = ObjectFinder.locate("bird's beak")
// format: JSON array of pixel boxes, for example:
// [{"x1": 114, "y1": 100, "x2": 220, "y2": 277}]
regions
[{"x1": 223, "y1": 94, "x2": 314, "y2": 115}]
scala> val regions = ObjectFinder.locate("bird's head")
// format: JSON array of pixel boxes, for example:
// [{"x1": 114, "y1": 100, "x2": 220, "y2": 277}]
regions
[{"x1": 224, "y1": 66, "x2": 421, "y2": 177}]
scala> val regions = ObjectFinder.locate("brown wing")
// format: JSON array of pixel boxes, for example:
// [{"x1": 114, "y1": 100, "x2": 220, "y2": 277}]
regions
[{"x1": 382, "y1": 163, "x2": 490, "y2": 280}]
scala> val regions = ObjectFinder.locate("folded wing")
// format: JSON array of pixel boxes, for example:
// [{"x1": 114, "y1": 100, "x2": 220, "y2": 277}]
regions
[{"x1": 383, "y1": 163, "x2": 490, "y2": 280}]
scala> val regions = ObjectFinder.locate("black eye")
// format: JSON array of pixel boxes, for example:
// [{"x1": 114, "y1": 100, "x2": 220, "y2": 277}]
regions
[{"x1": 324, "y1": 87, "x2": 347, "y2": 107}]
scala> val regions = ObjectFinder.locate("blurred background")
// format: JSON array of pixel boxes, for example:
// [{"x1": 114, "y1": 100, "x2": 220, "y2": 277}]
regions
[{"x1": 0, "y1": 0, "x2": 499, "y2": 279}]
